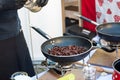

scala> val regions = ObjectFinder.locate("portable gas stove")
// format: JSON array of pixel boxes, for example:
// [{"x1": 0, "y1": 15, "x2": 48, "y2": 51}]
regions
[
  {"x1": 37, "y1": 60, "x2": 87, "y2": 80},
  {"x1": 33, "y1": 58, "x2": 103, "y2": 80},
  {"x1": 38, "y1": 59, "x2": 83, "y2": 75},
  {"x1": 34, "y1": 59, "x2": 86, "y2": 80}
]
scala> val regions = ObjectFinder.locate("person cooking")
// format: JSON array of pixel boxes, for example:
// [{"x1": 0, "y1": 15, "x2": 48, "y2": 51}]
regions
[{"x1": 0, "y1": 0, "x2": 48, "y2": 80}]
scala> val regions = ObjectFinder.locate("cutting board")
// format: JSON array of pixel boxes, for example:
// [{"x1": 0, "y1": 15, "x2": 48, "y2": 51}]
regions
[
  {"x1": 38, "y1": 68, "x2": 101, "y2": 80},
  {"x1": 88, "y1": 49, "x2": 120, "y2": 68},
  {"x1": 38, "y1": 69, "x2": 85, "y2": 80}
]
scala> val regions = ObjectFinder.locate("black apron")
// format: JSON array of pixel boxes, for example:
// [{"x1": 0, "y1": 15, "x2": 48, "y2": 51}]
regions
[
  {"x1": 0, "y1": 31, "x2": 35, "y2": 80},
  {"x1": 0, "y1": 9, "x2": 35, "y2": 80}
]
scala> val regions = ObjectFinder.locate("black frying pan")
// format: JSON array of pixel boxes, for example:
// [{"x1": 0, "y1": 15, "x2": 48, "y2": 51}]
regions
[
  {"x1": 75, "y1": 14, "x2": 120, "y2": 42},
  {"x1": 31, "y1": 27, "x2": 92, "y2": 66},
  {"x1": 96, "y1": 23, "x2": 120, "y2": 42}
]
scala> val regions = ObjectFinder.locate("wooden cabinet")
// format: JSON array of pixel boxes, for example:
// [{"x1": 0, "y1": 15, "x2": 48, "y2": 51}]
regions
[
  {"x1": 64, "y1": 0, "x2": 80, "y2": 19},
  {"x1": 61, "y1": 0, "x2": 81, "y2": 33}
]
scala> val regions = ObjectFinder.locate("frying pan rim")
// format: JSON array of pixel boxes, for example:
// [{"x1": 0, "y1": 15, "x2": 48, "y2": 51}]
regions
[
  {"x1": 96, "y1": 22, "x2": 120, "y2": 37},
  {"x1": 41, "y1": 36, "x2": 93, "y2": 57}
]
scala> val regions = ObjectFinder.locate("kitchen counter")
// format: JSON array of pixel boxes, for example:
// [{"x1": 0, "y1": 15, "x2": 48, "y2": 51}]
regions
[{"x1": 31, "y1": 70, "x2": 112, "y2": 80}]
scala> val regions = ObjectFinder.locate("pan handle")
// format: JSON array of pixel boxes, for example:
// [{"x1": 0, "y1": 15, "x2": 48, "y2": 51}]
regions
[
  {"x1": 31, "y1": 26, "x2": 52, "y2": 39},
  {"x1": 74, "y1": 13, "x2": 99, "y2": 26}
]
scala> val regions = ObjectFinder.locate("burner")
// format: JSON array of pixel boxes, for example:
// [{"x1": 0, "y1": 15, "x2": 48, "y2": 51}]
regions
[
  {"x1": 100, "y1": 39, "x2": 120, "y2": 49},
  {"x1": 56, "y1": 64, "x2": 73, "y2": 70},
  {"x1": 53, "y1": 64, "x2": 74, "y2": 75},
  {"x1": 99, "y1": 39, "x2": 120, "y2": 59}
]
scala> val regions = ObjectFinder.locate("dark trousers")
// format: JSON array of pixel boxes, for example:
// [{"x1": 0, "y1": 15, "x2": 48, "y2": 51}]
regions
[{"x1": 0, "y1": 31, "x2": 35, "y2": 80}]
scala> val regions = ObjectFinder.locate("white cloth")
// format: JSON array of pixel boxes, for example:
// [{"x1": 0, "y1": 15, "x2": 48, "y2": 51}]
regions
[
  {"x1": 97, "y1": 74, "x2": 112, "y2": 80},
  {"x1": 96, "y1": 0, "x2": 120, "y2": 23}
]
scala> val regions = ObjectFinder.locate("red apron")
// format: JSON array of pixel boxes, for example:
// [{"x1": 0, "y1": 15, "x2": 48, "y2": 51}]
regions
[{"x1": 81, "y1": 0, "x2": 96, "y2": 32}]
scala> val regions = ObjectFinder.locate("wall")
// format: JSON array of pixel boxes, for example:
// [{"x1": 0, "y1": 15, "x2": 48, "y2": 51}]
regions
[{"x1": 18, "y1": 0, "x2": 63, "y2": 61}]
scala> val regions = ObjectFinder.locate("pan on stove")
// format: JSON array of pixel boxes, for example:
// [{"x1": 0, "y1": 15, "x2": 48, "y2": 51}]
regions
[
  {"x1": 96, "y1": 22, "x2": 120, "y2": 42},
  {"x1": 75, "y1": 14, "x2": 120, "y2": 42},
  {"x1": 31, "y1": 27, "x2": 92, "y2": 66}
]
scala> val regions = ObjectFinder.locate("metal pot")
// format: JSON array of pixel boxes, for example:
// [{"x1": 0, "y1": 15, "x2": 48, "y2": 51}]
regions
[
  {"x1": 31, "y1": 27, "x2": 92, "y2": 66},
  {"x1": 112, "y1": 59, "x2": 120, "y2": 80}
]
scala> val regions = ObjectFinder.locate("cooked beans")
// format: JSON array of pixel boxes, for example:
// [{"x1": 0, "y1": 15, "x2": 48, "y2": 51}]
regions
[{"x1": 48, "y1": 45, "x2": 87, "y2": 56}]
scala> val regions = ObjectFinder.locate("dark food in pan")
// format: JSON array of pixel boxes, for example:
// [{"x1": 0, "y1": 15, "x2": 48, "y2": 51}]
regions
[{"x1": 48, "y1": 45, "x2": 87, "y2": 56}]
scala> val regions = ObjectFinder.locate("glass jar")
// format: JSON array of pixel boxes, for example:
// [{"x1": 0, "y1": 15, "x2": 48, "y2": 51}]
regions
[{"x1": 82, "y1": 65, "x2": 96, "y2": 80}]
